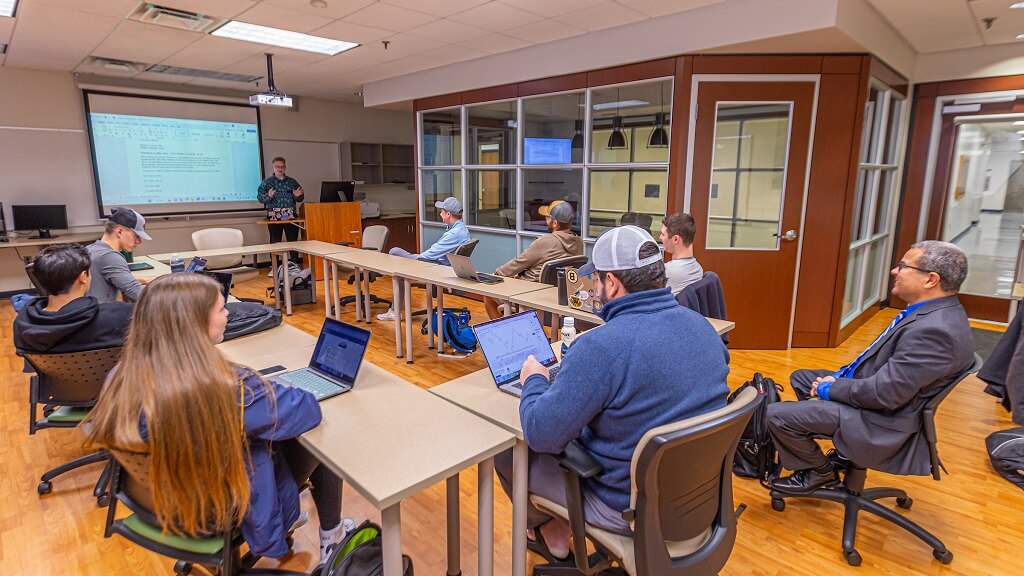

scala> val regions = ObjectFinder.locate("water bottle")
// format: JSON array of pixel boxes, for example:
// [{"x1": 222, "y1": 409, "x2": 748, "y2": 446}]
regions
[
  {"x1": 170, "y1": 253, "x2": 185, "y2": 273},
  {"x1": 559, "y1": 317, "x2": 576, "y2": 359}
]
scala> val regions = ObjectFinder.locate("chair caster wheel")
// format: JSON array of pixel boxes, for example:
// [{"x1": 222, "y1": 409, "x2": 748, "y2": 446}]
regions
[
  {"x1": 771, "y1": 498, "x2": 785, "y2": 512},
  {"x1": 38, "y1": 481, "x2": 52, "y2": 495},
  {"x1": 844, "y1": 549, "x2": 862, "y2": 566},
  {"x1": 933, "y1": 549, "x2": 953, "y2": 564},
  {"x1": 896, "y1": 496, "x2": 913, "y2": 509},
  {"x1": 173, "y1": 560, "x2": 193, "y2": 575},
  {"x1": 97, "y1": 493, "x2": 111, "y2": 507}
]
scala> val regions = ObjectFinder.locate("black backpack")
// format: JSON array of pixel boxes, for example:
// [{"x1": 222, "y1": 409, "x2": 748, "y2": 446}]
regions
[
  {"x1": 728, "y1": 373, "x2": 783, "y2": 487},
  {"x1": 985, "y1": 427, "x2": 1024, "y2": 491},
  {"x1": 316, "y1": 520, "x2": 413, "y2": 576},
  {"x1": 222, "y1": 302, "x2": 282, "y2": 341}
]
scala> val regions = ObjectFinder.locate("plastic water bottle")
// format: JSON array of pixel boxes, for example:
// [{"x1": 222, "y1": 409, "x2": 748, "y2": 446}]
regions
[
  {"x1": 169, "y1": 253, "x2": 185, "y2": 273},
  {"x1": 559, "y1": 317, "x2": 576, "y2": 359}
]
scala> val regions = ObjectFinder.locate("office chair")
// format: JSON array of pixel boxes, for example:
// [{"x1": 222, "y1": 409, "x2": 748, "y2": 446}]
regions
[
  {"x1": 24, "y1": 260, "x2": 47, "y2": 296},
  {"x1": 539, "y1": 255, "x2": 590, "y2": 286},
  {"x1": 619, "y1": 213, "x2": 653, "y2": 236},
  {"x1": 192, "y1": 228, "x2": 260, "y2": 284},
  {"x1": 337, "y1": 225, "x2": 391, "y2": 313},
  {"x1": 531, "y1": 387, "x2": 759, "y2": 576},
  {"x1": 500, "y1": 208, "x2": 516, "y2": 229},
  {"x1": 103, "y1": 448, "x2": 307, "y2": 576},
  {"x1": 769, "y1": 353, "x2": 984, "y2": 566},
  {"x1": 412, "y1": 239, "x2": 480, "y2": 331},
  {"x1": 22, "y1": 346, "x2": 123, "y2": 506},
  {"x1": 677, "y1": 272, "x2": 728, "y2": 344}
]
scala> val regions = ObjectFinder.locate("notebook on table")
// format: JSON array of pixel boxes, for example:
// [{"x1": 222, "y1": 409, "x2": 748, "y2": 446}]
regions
[
  {"x1": 271, "y1": 318, "x2": 371, "y2": 401},
  {"x1": 473, "y1": 311, "x2": 560, "y2": 397}
]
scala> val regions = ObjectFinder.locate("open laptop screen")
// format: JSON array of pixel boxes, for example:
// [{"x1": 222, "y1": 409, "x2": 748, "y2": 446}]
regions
[
  {"x1": 474, "y1": 311, "x2": 557, "y2": 386},
  {"x1": 311, "y1": 319, "x2": 371, "y2": 384}
]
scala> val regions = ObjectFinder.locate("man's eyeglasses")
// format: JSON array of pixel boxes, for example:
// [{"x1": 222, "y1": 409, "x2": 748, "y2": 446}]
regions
[{"x1": 896, "y1": 261, "x2": 934, "y2": 274}]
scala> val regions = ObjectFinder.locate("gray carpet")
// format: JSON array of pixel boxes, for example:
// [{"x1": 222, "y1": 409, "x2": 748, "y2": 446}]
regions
[{"x1": 972, "y1": 327, "x2": 1004, "y2": 363}]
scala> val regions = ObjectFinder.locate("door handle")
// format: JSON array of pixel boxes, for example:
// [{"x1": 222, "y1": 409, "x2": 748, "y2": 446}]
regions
[{"x1": 773, "y1": 229, "x2": 798, "y2": 241}]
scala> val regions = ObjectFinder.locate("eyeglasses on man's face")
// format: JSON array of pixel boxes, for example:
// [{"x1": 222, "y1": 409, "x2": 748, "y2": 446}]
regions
[{"x1": 896, "y1": 261, "x2": 934, "y2": 275}]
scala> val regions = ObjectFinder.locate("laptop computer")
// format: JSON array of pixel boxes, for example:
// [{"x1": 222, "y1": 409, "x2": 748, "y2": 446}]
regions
[
  {"x1": 202, "y1": 271, "x2": 233, "y2": 300},
  {"x1": 448, "y1": 253, "x2": 503, "y2": 284},
  {"x1": 473, "y1": 311, "x2": 560, "y2": 397},
  {"x1": 272, "y1": 318, "x2": 371, "y2": 401}
]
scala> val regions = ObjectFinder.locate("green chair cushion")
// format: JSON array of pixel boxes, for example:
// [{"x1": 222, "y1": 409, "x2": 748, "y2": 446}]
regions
[
  {"x1": 46, "y1": 406, "x2": 90, "y2": 423},
  {"x1": 121, "y1": 514, "x2": 227, "y2": 556}
]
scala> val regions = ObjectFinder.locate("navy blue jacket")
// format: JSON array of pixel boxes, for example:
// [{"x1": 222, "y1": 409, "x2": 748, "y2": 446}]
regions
[{"x1": 520, "y1": 288, "x2": 730, "y2": 513}]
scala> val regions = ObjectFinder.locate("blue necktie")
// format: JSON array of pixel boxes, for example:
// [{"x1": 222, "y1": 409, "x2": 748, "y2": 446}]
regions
[{"x1": 833, "y1": 302, "x2": 925, "y2": 379}]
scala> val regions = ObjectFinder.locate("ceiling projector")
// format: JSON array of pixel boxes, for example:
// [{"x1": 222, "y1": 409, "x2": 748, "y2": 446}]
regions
[{"x1": 250, "y1": 53, "x2": 293, "y2": 108}]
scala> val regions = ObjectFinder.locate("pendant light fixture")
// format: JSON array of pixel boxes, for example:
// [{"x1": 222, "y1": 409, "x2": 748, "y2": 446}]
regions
[
  {"x1": 648, "y1": 84, "x2": 669, "y2": 148},
  {"x1": 571, "y1": 102, "x2": 584, "y2": 151},
  {"x1": 607, "y1": 89, "x2": 627, "y2": 150}
]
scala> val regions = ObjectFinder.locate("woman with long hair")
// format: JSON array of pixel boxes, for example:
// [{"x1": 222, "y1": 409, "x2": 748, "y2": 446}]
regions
[{"x1": 86, "y1": 273, "x2": 351, "y2": 564}]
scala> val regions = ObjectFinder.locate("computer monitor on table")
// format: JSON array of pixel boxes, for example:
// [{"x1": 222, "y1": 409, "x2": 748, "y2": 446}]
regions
[
  {"x1": 320, "y1": 181, "x2": 356, "y2": 203},
  {"x1": 12, "y1": 205, "x2": 69, "y2": 239}
]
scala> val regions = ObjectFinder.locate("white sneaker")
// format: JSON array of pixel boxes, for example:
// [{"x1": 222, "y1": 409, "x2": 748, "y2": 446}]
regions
[
  {"x1": 319, "y1": 517, "x2": 357, "y2": 564},
  {"x1": 376, "y1": 308, "x2": 396, "y2": 321},
  {"x1": 288, "y1": 511, "x2": 309, "y2": 534},
  {"x1": 267, "y1": 269, "x2": 274, "y2": 277}
]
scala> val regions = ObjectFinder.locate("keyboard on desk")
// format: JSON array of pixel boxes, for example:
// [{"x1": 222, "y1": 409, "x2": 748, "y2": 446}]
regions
[
  {"x1": 276, "y1": 369, "x2": 349, "y2": 401},
  {"x1": 476, "y1": 272, "x2": 504, "y2": 284}
]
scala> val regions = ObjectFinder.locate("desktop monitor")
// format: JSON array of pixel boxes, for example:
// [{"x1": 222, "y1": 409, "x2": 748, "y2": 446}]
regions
[
  {"x1": 12, "y1": 204, "x2": 69, "y2": 239},
  {"x1": 0, "y1": 202, "x2": 7, "y2": 238},
  {"x1": 320, "y1": 181, "x2": 356, "y2": 203}
]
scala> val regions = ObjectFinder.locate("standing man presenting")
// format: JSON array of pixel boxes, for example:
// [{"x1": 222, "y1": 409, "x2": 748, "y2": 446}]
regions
[
  {"x1": 258, "y1": 156, "x2": 304, "y2": 263},
  {"x1": 87, "y1": 208, "x2": 153, "y2": 303}
]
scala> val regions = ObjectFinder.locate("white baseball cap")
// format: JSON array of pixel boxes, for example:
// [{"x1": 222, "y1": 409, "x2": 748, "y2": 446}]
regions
[{"x1": 579, "y1": 225, "x2": 661, "y2": 277}]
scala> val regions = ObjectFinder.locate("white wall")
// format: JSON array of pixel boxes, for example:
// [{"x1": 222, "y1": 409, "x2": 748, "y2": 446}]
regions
[
  {"x1": 0, "y1": 67, "x2": 413, "y2": 293},
  {"x1": 981, "y1": 131, "x2": 1022, "y2": 212},
  {"x1": 916, "y1": 43, "x2": 1024, "y2": 84},
  {"x1": 943, "y1": 125, "x2": 985, "y2": 241}
]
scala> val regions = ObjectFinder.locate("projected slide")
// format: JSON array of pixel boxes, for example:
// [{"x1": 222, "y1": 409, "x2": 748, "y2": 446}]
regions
[{"x1": 89, "y1": 113, "x2": 261, "y2": 206}]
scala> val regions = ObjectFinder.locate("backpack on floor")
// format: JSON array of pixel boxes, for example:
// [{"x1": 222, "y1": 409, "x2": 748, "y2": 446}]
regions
[
  {"x1": 419, "y1": 307, "x2": 476, "y2": 355},
  {"x1": 728, "y1": 373, "x2": 783, "y2": 487},
  {"x1": 985, "y1": 427, "x2": 1024, "y2": 491},
  {"x1": 317, "y1": 520, "x2": 413, "y2": 576}
]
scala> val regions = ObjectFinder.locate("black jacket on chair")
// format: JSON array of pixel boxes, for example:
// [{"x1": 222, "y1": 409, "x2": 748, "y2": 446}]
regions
[
  {"x1": 978, "y1": 310, "x2": 1024, "y2": 425},
  {"x1": 13, "y1": 296, "x2": 132, "y2": 354}
]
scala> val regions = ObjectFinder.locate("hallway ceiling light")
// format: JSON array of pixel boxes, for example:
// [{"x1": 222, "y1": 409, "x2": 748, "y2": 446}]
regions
[
  {"x1": 648, "y1": 112, "x2": 669, "y2": 148},
  {"x1": 592, "y1": 99, "x2": 648, "y2": 111},
  {"x1": 212, "y1": 21, "x2": 358, "y2": 55},
  {"x1": 1014, "y1": 121, "x2": 1024, "y2": 125},
  {"x1": 607, "y1": 116, "x2": 627, "y2": 149},
  {"x1": 0, "y1": 0, "x2": 17, "y2": 18},
  {"x1": 1017, "y1": 33, "x2": 1024, "y2": 39},
  {"x1": 1012, "y1": 2, "x2": 1024, "y2": 8}
]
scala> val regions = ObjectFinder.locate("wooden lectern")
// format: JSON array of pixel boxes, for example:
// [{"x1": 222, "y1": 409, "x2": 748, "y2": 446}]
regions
[{"x1": 303, "y1": 202, "x2": 361, "y2": 270}]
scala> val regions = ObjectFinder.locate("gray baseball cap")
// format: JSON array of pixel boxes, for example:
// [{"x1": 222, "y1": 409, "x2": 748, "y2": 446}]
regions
[
  {"x1": 578, "y1": 225, "x2": 661, "y2": 277},
  {"x1": 108, "y1": 208, "x2": 151, "y2": 241},
  {"x1": 434, "y1": 196, "x2": 463, "y2": 215},
  {"x1": 538, "y1": 200, "x2": 574, "y2": 224}
]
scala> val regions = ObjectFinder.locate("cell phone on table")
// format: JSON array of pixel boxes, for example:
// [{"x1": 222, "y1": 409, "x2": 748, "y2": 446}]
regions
[{"x1": 184, "y1": 256, "x2": 208, "y2": 273}]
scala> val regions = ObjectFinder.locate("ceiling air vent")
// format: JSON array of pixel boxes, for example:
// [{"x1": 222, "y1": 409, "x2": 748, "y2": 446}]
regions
[
  {"x1": 89, "y1": 57, "x2": 145, "y2": 73},
  {"x1": 146, "y1": 64, "x2": 261, "y2": 84},
  {"x1": 128, "y1": 3, "x2": 225, "y2": 33}
]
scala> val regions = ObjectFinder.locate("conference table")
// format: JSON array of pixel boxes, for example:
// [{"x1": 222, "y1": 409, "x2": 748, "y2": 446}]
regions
[{"x1": 217, "y1": 325, "x2": 516, "y2": 576}]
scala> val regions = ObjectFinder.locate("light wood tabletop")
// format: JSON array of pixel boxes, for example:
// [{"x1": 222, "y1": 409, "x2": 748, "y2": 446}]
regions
[{"x1": 217, "y1": 323, "x2": 314, "y2": 360}]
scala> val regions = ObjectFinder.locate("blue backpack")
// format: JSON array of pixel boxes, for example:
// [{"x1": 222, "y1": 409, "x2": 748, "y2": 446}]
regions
[{"x1": 420, "y1": 307, "x2": 476, "y2": 354}]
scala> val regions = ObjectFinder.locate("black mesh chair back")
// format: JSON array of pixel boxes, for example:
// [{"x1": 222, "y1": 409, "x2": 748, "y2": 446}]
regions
[
  {"x1": 620, "y1": 212, "x2": 654, "y2": 235},
  {"x1": 25, "y1": 261, "x2": 47, "y2": 296},
  {"x1": 923, "y1": 353, "x2": 983, "y2": 480},
  {"x1": 452, "y1": 238, "x2": 479, "y2": 257},
  {"x1": 630, "y1": 387, "x2": 758, "y2": 575},
  {"x1": 539, "y1": 255, "x2": 590, "y2": 286},
  {"x1": 23, "y1": 347, "x2": 122, "y2": 433},
  {"x1": 107, "y1": 448, "x2": 161, "y2": 522}
]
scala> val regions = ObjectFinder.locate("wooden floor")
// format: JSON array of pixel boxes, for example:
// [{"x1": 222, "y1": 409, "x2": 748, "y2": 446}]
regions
[{"x1": 2, "y1": 275, "x2": 1022, "y2": 576}]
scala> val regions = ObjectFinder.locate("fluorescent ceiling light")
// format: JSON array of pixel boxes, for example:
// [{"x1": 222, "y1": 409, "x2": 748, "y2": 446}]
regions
[
  {"x1": 1014, "y1": 120, "x2": 1024, "y2": 125},
  {"x1": 1013, "y1": 2, "x2": 1024, "y2": 8},
  {"x1": 592, "y1": 100, "x2": 649, "y2": 111},
  {"x1": 1018, "y1": 33, "x2": 1024, "y2": 39},
  {"x1": 212, "y1": 21, "x2": 358, "y2": 56},
  {"x1": 0, "y1": 0, "x2": 17, "y2": 18},
  {"x1": 953, "y1": 95, "x2": 1017, "y2": 104}
]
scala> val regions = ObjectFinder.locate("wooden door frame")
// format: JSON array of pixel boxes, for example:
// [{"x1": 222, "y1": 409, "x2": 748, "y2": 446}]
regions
[{"x1": 683, "y1": 74, "x2": 820, "y2": 348}]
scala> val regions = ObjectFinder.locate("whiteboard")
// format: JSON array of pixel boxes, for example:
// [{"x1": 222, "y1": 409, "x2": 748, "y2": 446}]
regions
[
  {"x1": 0, "y1": 126, "x2": 101, "y2": 228},
  {"x1": 261, "y1": 139, "x2": 341, "y2": 203}
]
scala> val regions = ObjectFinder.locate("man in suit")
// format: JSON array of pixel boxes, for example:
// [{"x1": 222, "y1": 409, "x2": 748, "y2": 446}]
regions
[{"x1": 767, "y1": 240, "x2": 974, "y2": 493}]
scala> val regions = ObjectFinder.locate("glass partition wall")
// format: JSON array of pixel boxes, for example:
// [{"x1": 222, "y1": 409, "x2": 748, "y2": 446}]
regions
[{"x1": 417, "y1": 79, "x2": 673, "y2": 270}]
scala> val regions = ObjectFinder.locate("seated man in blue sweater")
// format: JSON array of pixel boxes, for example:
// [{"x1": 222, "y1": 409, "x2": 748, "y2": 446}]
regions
[
  {"x1": 377, "y1": 196, "x2": 470, "y2": 321},
  {"x1": 495, "y1": 225, "x2": 731, "y2": 560}
]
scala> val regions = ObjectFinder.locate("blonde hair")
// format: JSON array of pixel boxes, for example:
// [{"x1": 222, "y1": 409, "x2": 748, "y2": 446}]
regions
[{"x1": 86, "y1": 273, "x2": 255, "y2": 536}]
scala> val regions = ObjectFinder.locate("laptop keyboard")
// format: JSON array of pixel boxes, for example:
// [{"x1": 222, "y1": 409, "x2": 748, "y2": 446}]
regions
[
  {"x1": 277, "y1": 370, "x2": 344, "y2": 400},
  {"x1": 508, "y1": 364, "x2": 559, "y2": 392},
  {"x1": 477, "y1": 272, "x2": 503, "y2": 284}
]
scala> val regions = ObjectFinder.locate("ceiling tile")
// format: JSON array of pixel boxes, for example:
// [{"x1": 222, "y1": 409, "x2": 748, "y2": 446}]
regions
[
  {"x1": 459, "y1": 33, "x2": 532, "y2": 54},
  {"x1": 222, "y1": 48, "x2": 329, "y2": 76},
  {"x1": 154, "y1": 0, "x2": 258, "y2": 19},
  {"x1": 312, "y1": 19, "x2": 393, "y2": 44},
  {"x1": 448, "y1": 2, "x2": 545, "y2": 31},
  {"x1": 8, "y1": 2, "x2": 119, "y2": 63},
  {"x1": 370, "y1": 33, "x2": 446, "y2": 59},
  {"x1": 92, "y1": 21, "x2": 203, "y2": 66},
  {"x1": 263, "y1": 0, "x2": 375, "y2": 20},
  {"x1": 504, "y1": 18, "x2": 584, "y2": 43},
  {"x1": 343, "y1": 3, "x2": 438, "y2": 33},
  {"x1": 233, "y1": 2, "x2": 335, "y2": 32},
  {"x1": 553, "y1": 1, "x2": 647, "y2": 32},
  {"x1": 31, "y1": 0, "x2": 137, "y2": 18},
  {"x1": 406, "y1": 18, "x2": 490, "y2": 43},
  {"x1": 495, "y1": 0, "x2": 602, "y2": 18},
  {"x1": 623, "y1": 0, "x2": 723, "y2": 18},
  {"x1": 5, "y1": 53, "x2": 82, "y2": 71},
  {"x1": 421, "y1": 43, "x2": 488, "y2": 66},
  {"x1": 381, "y1": 0, "x2": 491, "y2": 18},
  {"x1": 866, "y1": 0, "x2": 980, "y2": 53},
  {"x1": 971, "y1": 0, "x2": 1024, "y2": 47},
  {"x1": 353, "y1": 54, "x2": 439, "y2": 83},
  {"x1": 159, "y1": 35, "x2": 267, "y2": 70}
]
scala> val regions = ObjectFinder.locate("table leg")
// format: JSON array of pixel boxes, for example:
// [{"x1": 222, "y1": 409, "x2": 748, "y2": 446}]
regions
[
  {"x1": 381, "y1": 503, "x2": 403, "y2": 576},
  {"x1": 392, "y1": 275, "x2": 403, "y2": 358},
  {"x1": 354, "y1": 267, "x2": 365, "y2": 323},
  {"x1": 446, "y1": 474, "x2": 461, "y2": 576},
  {"x1": 550, "y1": 313, "x2": 561, "y2": 343},
  {"x1": 478, "y1": 457, "x2": 494, "y2": 576},
  {"x1": 331, "y1": 262, "x2": 341, "y2": 321},
  {"x1": 363, "y1": 269, "x2": 372, "y2": 319},
  {"x1": 322, "y1": 258, "x2": 331, "y2": 317},
  {"x1": 512, "y1": 440, "x2": 528, "y2": 576},
  {"x1": 271, "y1": 254, "x2": 280, "y2": 311},
  {"x1": 437, "y1": 287, "x2": 445, "y2": 355},
  {"x1": 426, "y1": 282, "x2": 435, "y2": 350},
  {"x1": 282, "y1": 252, "x2": 293, "y2": 316},
  {"x1": 404, "y1": 279, "x2": 414, "y2": 364},
  {"x1": 310, "y1": 256, "x2": 317, "y2": 305}
]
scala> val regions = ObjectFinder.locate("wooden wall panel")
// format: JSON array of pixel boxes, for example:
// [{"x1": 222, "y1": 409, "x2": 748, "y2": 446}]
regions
[
  {"x1": 518, "y1": 73, "x2": 587, "y2": 97},
  {"x1": 413, "y1": 93, "x2": 460, "y2": 112},
  {"x1": 692, "y1": 54, "x2": 823, "y2": 74},
  {"x1": 822, "y1": 55, "x2": 863, "y2": 74},
  {"x1": 586, "y1": 58, "x2": 675, "y2": 87},
  {"x1": 869, "y1": 57, "x2": 909, "y2": 95},
  {"x1": 957, "y1": 293, "x2": 1011, "y2": 322},
  {"x1": 461, "y1": 84, "x2": 518, "y2": 105},
  {"x1": 666, "y1": 56, "x2": 693, "y2": 216},
  {"x1": 936, "y1": 73, "x2": 1024, "y2": 96}
]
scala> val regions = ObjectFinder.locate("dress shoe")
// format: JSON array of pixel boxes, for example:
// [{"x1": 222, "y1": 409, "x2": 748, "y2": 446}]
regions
[{"x1": 770, "y1": 467, "x2": 840, "y2": 494}]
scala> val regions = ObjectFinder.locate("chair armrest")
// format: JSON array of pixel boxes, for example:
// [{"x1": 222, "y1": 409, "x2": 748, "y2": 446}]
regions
[
  {"x1": 555, "y1": 441, "x2": 611, "y2": 575},
  {"x1": 555, "y1": 440, "x2": 602, "y2": 479}
]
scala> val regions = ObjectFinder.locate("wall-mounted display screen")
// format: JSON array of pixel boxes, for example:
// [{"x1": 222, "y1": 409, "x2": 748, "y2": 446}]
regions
[{"x1": 523, "y1": 138, "x2": 572, "y2": 165}]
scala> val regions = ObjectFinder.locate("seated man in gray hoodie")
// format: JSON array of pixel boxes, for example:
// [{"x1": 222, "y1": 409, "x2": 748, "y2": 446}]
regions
[
  {"x1": 14, "y1": 243, "x2": 133, "y2": 355},
  {"x1": 86, "y1": 208, "x2": 153, "y2": 303}
]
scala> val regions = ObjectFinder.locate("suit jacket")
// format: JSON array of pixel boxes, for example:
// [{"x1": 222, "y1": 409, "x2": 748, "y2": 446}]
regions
[
  {"x1": 828, "y1": 295, "x2": 974, "y2": 476},
  {"x1": 978, "y1": 309, "x2": 1024, "y2": 424}
]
